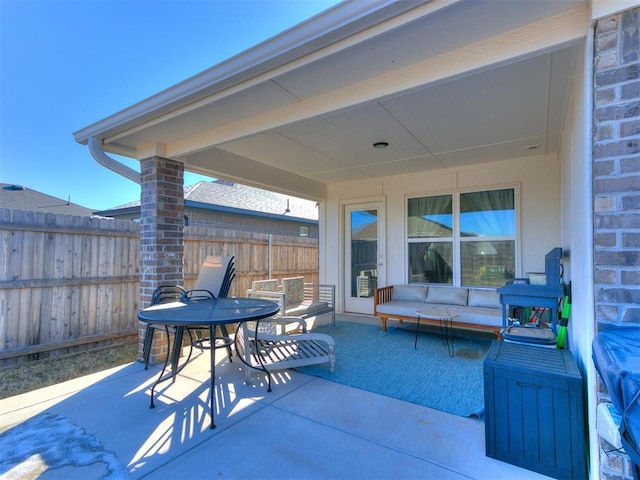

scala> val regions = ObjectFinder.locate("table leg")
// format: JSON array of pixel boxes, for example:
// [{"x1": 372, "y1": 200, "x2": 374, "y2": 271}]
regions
[
  {"x1": 414, "y1": 314, "x2": 421, "y2": 349},
  {"x1": 439, "y1": 317, "x2": 454, "y2": 357},
  {"x1": 150, "y1": 326, "x2": 172, "y2": 409},
  {"x1": 209, "y1": 324, "x2": 216, "y2": 429}
]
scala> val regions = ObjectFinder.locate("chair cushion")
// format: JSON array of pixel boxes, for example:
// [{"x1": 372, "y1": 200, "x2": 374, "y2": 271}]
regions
[
  {"x1": 286, "y1": 300, "x2": 329, "y2": 316},
  {"x1": 467, "y1": 289, "x2": 500, "y2": 309},
  {"x1": 426, "y1": 287, "x2": 468, "y2": 306},
  {"x1": 252, "y1": 279, "x2": 279, "y2": 292},
  {"x1": 282, "y1": 277, "x2": 305, "y2": 304},
  {"x1": 392, "y1": 285, "x2": 428, "y2": 302}
]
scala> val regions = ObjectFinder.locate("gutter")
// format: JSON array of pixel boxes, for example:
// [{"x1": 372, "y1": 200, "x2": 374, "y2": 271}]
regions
[{"x1": 88, "y1": 136, "x2": 140, "y2": 184}]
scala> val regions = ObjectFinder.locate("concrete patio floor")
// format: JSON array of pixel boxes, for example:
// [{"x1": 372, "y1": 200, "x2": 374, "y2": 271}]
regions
[{"x1": 0, "y1": 316, "x2": 552, "y2": 480}]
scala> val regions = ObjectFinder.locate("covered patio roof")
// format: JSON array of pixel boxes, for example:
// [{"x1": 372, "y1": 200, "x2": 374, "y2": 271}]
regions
[{"x1": 73, "y1": 0, "x2": 589, "y2": 201}]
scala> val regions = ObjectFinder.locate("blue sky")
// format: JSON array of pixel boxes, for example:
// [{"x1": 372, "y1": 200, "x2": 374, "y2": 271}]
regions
[{"x1": 0, "y1": 0, "x2": 340, "y2": 211}]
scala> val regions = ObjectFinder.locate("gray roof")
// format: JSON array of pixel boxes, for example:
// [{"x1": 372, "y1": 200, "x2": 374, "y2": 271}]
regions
[
  {"x1": 103, "y1": 180, "x2": 318, "y2": 221},
  {"x1": 0, "y1": 184, "x2": 96, "y2": 216}
]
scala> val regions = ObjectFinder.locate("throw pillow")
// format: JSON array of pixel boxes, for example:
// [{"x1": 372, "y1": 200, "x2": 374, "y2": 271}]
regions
[
  {"x1": 468, "y1": 289, "x2": 501, "y2": 309},
  {"x1": 426, "y1": 287, "x2": 468, "y2": 306},
  {"x1": 282, "y1": 277, "x2": 305, "y2": 304},
  {"x1": 252, "y1": 279, "x2": 279, "y2": 292},
  {"x1": 392, "y1": 285, "x2": 428, "y2": 302}
]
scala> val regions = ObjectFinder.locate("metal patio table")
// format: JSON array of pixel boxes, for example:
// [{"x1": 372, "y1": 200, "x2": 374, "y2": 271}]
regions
[{"x1": 138, "y1": 297, "x2": 279, "y2": 429}]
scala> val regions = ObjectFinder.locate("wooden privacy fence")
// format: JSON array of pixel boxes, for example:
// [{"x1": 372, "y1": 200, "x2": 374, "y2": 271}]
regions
[{"x1": 0, "y1": 209, "x2": 318, "y2": 366}]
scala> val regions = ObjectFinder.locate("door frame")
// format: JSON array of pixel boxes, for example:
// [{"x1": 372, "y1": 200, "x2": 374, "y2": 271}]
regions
[{"x1": 342, "y1": 197, "x2": 386, "y2": 314}]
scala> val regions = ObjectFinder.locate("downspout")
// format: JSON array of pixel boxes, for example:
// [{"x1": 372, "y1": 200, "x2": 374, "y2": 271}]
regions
[{"x1": 88, "y1": 136, "x2": 141, "y2": 184}]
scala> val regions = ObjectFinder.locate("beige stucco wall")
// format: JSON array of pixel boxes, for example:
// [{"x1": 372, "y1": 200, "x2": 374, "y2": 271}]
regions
[
  {"x1": 325, "y1": 152, "x2": 562, "y2": 314},
  {"x1": 321, "y1": 34, "x2": 598, "y2": 476}
]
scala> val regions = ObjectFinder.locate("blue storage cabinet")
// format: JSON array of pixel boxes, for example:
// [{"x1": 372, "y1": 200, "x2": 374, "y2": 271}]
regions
[{"x1": 483, "y1": 341, "x2": 586, "y2": 479}]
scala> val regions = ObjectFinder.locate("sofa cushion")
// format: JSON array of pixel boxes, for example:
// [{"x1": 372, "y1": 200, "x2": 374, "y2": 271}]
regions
[
  {"x1": 377, "y1": 302, "x2": 502, "y2": 328},
  {"x1": 468, "y1": 289, "x2": 501, "y2": 309},
  {"x1": 426, "y1": 287, "x2": 468, "y2": 306},
  {"x1": 392, "y1": 285, "x2": 428, "y2": 302},
  {"x1": 419, "y1": 304, "x2": 501, "y2": 327},
  {"x1": 454, "y1": 307, "x2": 502, "y2": 327},
  {"x1": 376, "y1": 301, "x2": 427, "y2": 319}
]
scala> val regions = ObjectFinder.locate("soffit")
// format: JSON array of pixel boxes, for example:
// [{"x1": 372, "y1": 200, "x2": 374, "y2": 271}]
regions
[
  {"x1": 216, "y1": 44, "x2": 580, "y2": 180},
  {"x1": 76, "y1": 0, "x2": 588, "y2": 200}
]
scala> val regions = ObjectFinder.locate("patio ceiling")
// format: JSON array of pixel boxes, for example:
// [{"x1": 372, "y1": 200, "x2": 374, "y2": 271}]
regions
[{"x1": 74, "y1": 0, "x2": 589, "y2": 201}]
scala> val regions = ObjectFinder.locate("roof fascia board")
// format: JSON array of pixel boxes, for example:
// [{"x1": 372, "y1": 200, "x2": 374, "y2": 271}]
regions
[
  {"x1": 94, "y1": 206, "x2": 140, "y2": 216},
  {"x1": 74, "y1": 0, "x2": 443, "y2": 145},
  {"x1": 166, "y1": 4, "x2": 590, "y2": 158},
  {"x1": 95, "y1": 201, "x2": 318, "y2": 224}
]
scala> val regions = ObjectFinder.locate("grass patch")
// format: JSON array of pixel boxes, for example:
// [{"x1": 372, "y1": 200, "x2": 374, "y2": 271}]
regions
[{"x1": 0, "y1": 343, "x2": 138, "y2": 400}]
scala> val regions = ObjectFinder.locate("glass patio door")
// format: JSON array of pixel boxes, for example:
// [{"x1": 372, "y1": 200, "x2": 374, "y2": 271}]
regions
[{"x1": 344, "y1": 202, "x2": 385, "y2": 314}]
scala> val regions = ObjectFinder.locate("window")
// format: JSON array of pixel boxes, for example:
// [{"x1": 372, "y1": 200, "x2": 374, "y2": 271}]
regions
[
  {"x1": 408, "y1": 188, "x2": 516, "y2": 287},
  {"x1": 408, "y1": 195, "x2": 453, "y2": 284}
]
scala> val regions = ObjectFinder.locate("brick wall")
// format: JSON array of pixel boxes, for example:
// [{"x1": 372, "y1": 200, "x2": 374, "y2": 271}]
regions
[
  {"x1": 593, "y1": 7, "x2": 640, "y2": 327},
  {"x1": 593, "y1": 6, "x2": 640, "y2": 479},
  {"x1": 139, "y1": 156, "x2": 185, "y2": 361}
]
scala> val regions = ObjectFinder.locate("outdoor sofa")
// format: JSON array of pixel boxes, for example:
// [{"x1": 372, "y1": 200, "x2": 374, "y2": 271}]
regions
[{"x1": 374, "y1": 284, "x2": 503, "y2": 339}]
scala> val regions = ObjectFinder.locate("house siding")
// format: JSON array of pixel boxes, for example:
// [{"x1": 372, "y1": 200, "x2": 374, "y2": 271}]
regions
[
  {"x1": 186, "y1": 208, "x2": 318, "y2": 239},
  {"x1": 593, "y1": 6, "x2": 640, "y2": 480}
]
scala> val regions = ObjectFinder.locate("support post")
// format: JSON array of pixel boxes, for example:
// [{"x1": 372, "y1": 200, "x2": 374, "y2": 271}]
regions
[{"x1": 138, "y1": 156, "x2": 184, "y2": 363}]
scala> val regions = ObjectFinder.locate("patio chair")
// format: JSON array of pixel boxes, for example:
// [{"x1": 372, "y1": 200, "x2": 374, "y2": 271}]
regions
[
  {"x1": 235, "y1": 316, "x2": 335, "y2": 391},
  {"x1": 141, "y1": 285, "x2": 186, "y2": 370},
  {"x1": 143, "y1": 289, "x2": 215, "y2": 384},
  {"x1": 141, "y1": 255, "x2": 236, "y2": 371},
  {"x1": 187, "y1": 256, "x2": 236, "y2": 352},
  {"x1": 246, "y1": 276, "x2": 336, "y2": 327}
]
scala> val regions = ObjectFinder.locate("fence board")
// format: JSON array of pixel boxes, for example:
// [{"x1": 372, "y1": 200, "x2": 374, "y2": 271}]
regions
[{"x1": 0, "y1": 209, "x2": 318, "y2": 365}]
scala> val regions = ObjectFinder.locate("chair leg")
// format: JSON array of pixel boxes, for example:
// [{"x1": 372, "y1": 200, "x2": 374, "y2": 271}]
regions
[
  {"x1": 219, "y1": 324, "x2": 234, "y2": 361},
  {"x1": 142, "y1": 324, "x2": 154, "y2": 369},
  {"x1": 170, "y1": 327, "x2": 186, "y2": 382}
]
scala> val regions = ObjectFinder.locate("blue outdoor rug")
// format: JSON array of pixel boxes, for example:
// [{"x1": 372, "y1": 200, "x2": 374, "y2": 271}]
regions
[{"x1": 297, "y1": 321, "x2": 491, "y2": 418}]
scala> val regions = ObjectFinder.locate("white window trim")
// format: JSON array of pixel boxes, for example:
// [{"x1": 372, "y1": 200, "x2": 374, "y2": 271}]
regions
[{"x1": 406, "y1": 184, "x2": 520, "y2": 287}]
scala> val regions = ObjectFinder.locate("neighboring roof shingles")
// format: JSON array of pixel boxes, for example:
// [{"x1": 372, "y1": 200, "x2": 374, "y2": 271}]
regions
[
  {"x1": 104, "y1": 180, "x2": 319, "y2": 221},
  {"x1": 0, "y1": 184, "x2": 96, "y2": 216},
  {"x1": 185, "y1": 181, "x2": 318, "y2": 220}
]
